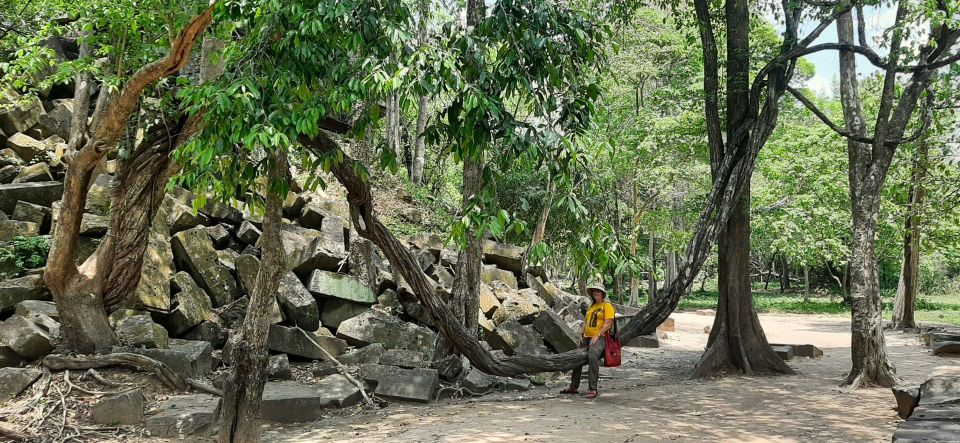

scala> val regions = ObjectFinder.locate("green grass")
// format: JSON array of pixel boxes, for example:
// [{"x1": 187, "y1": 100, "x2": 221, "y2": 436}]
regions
[{"x1": 665, "y1": 289, "x2": 960, "y2": 326}]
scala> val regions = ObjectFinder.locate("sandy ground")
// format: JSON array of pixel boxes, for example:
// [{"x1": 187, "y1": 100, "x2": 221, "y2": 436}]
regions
[{"x1": 260, "y1": 313, "x2": 960, "y2": 443}]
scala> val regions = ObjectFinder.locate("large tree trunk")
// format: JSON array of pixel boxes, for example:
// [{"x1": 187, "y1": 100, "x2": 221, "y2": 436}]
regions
[
  {"x1": 892, "y1": 141, "x2": 926, "y2": 329},
  {"x1": 218, "y1": 150, "x2": 288, "y2": 443},
  {"x1": 410, "y1": 0, "x2": 429, "y2": 185},
  {"x1": 647, "y1": 234, "x2": 656, "y2": 303},
  {"x1": 43, "y1": 7, "x2": 214, "y2": 353},
  {"x1": 837, "y1": 7, "x2": 899, "y2": 388},
  {"x1": 694, "y1": 0, "x2": 791, "y2": 377},
  {"x1": 432, "y1": 0, "x2": 484, "y2": 380}
]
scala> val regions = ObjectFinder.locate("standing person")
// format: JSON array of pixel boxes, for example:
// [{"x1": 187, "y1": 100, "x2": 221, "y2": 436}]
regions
[{"x1": 561, "y1": 283, "x2": 615, "y2": 398}]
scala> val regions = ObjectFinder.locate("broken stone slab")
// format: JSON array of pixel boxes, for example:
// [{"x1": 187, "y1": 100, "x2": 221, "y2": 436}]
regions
[
  {"x1": 485, "y1": 319, "x2": 547, "y2": 356},
  {"x1": 260, "y1": 376, "x2": 362, "y2": 423},
  {"x1": 479, "y1": 284, "x2": 501, "y2": 316},
  {"x1": 34, "y1": 99, "x2": 73, "y2": 140},
  {"x1": 0, "y1": 90, "x2": 44, "y2": 135},
  {"x1": 0, "y1": 314, "x2": 54, "y2": 358},
  {"x1": 924, "y1": 331, "x2": 960, "y2": 346},
  {"x1": 203, "y1": 223, "x2": 232, "y2": 249},
  {"x1": 234, "y1": 253, "x2": 261, "y2": 295},
  {"x1": 495, "y1": 376, "x2": 532, "y2": 391},
  {"x1": 478, "y1": 311, "x2": 496, "y2": 334},
  {"x1": 657, "y1": 317, "x2": 676, "y2": 332},
  {"x1": 169, "y1": 187, "x2": 243, "y2": 225},
  {"x1": 919, "y1": 376, "x2": 960, "y2": 406},
  {"x1": 529, "y1": 277, "x2": 563, "y2": 307},
  {"x1": 13, "y1": 162, "x2": 53, "y2": 183},
  {"x1": 0, "y1": 181, "x2": 62, "y2": 214},
  {"x1": 125, "y1": 339, "x2": 213, "y2": 379},
  {"x1": 11, "y1": 201, "x2": 50, "y2": 231},
  {"x1": 932, "y1": 341, "x2": 960, "y2": 356},
  {"x1": 299, "y1": 203, "x2": 326, "y2": 230},
  {"x1": 482, "y1": 240, "x2": 524, "y2": 273},
  {"x1": 14, "y1": 300, "x2": 57, "y2": 320},
  {"x1": 267, "y1": 324, "x2": 347, "y2": 360},
  {"x1": 128, "y1": 203, "x2": 173, "y2": 312},
  {"x1": 892, "y1": 417, "x2": 960, "y2": 443},
  {"x1": 5, "y1": 133, "x2": 46, "y2": 163},
  {"x1": 361, "y1": 364, "x2": 438, "y2": 403},
  {"x1": 624, "y1": 334, "x2": 659, "y2": 348},
  {"x1": 481, "y1": 264, "x2": 518, "y2": 289},
  {"x1": 115, "y1": 314, "x2": 169, "y2": 349},
  {"x1": 772, "y1": 345, "x2": 795, "y2": 361},
  {"x1": 348, "y1": 238, "x2": 380, "y2": 294},
  {"x1": 461, "y1": 368, "x2": 496, "y2": 392},
  {"x1": 236, "y1": 220, "x2": 261, "y2": 245},
  {"x1": 182, "y1": 321, "x2": 228, "y2": 349},
  {"x1": 108, "y1": 309, "x2": 146, "y2": 329},
  {"x1": 277, "y1": 271, "x2": 320, "y2": 331},
  {"x1": 0, "y1": 367, "x2": 42, "y2": 401},
  {"x1": 282, "y1": 191, "x2": 308, "y2": 219},
  {"x1": 308, "y1": 270, "x2": 377, "y2": 304},
  {"x1": 893, "y1": 385, "x2": 921, "y2": 419},
  {"x1": 492, "y1": 288, "x2": 547, "y2": 325},
  {"x1": 282, "y1": 229, "x2": 347, "y2": 275},
  {"x1": 171, "y1": 227, "x2": 239, "y2": 307},
  {"x1": 695, "y1": 309, "x2": 716, "y2": 316},
  {"x1": 267, "y1": 354, "x2": 293, "y2": 380},
  {"x1": 0, "y1": 164, "x2": 17, "y2": 184},
  {"x1": 910, "y1": 404, "x2": 960, "y2": 421},
  {"x1": 320, "y1": 298, "x2": 370, "y2": 330},
  {"x1": 379, "y1": 348, "x2": 431, "y2": 369},
  {"x1": 216, "y1": 295, "x2": 282, "y2": 329},
  {"x1": 166, "y1": 197, "x2": 208, "y2": 234},
  {"x1": 408, "y1": 233, "x2": 443, "y2": 257},
  {"x1": 144, "y1": 394, "x2": 220, "y2": 439},
  {"x1": 0, "y1": 274, "x2": 50, "y2": 313},
  {"x1": 320, "y1": 213, "x2": 349, "y2": 250},
  {"x1": 533, "y1": 310, "x2": 579, "y2": 353},
  {"x1": 160, "y1": 272, "x2": 213, "y2": 337},
  {"x1": 0, "y1": 219, "x2": 39, "y2": 241},
  {"x1": 336, "y1": 310, "x2": 436, "y2": 360},
  {"x1": 89, "y1": 388, "x2": 145, "y2": 425},
  {"x1": 27, "y1": 312, "x2": 59, "y2": 339},
  {"x1": 337, "y1": 343, "x2": 386, "y2": 366},
  {"x1": 768, "y1": 343, "x2": 823, "y2": 358}
]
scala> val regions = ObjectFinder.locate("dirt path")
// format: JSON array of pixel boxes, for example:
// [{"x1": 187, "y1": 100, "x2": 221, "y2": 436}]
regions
[{"x1": 262, "y1": 313, "x2": 960, "y2": 443}]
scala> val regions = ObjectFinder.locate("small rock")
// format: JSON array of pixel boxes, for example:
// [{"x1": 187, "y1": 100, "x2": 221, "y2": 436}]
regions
[
  {"x1": 695, "y1": 309, "x2": 716, "y2": 316},
  {"x1": 479, "y1": 284, "x2": 501, "y2": 316},
  {"x1": 657, "y1": 317, "x2": 676, "y2": 332},
  {"x1": 236, "y1": 220, "x2": 261, "y2": 245},
  {"x1": 12, "y1": 162, "x2": 53, "y2": 183},
  {"x1": 261, "y1": 376, "x2": 361, "y2": 423},
  {"x1": 360, "y1": 364, "x2": 438, "y2": 403},
  {"x1": 495, "y1": 376, "x2": 532, "y2": 391},
  {"x1": 336, "y1": 343, "x2": 386, "y2": 366},
  {"x1": 5, "y1": 133, "x2": 46, "y2": 162},
  {"x1": 115, "y1": 314, "x2": 169, "y2": 349},
  {"x1": 11, "y1": 201, "x2": 50, "y2": 230},
  {"x1": 0, "y1": 314, "x2": 54, "y2": 358},
  {"x1": 624, "y1": 334, "x2": 659, "y2": 348},
  {"x1": 267, "y1": 324, "x2": 347, "y2": 360},
  {"x1": 772, "y1": 345, "x2": 794, "y2": 361},
  {"x1": 166, "y1": 197, "x2": 207, "y2": 234},
  {"x1": 0, "y1": 274, "x2": 50, "y2": 313},
  {"x1": 892, "y1": 385, "x2": 920, "y2": 419},
  {"x1": 90, "y1": 388, "x2": 145, "y2": 425},
  {"x1": 126, "y1": 339, "x2": 213, "y2": 379},
  {"x1": 0, "y1": 90, "x2": 43, "y2": 135},
  {"x1": 267, "y1": 354, "x2": 293, "y2": 380},
  {"x1": 0, "y1": 164, "x2": 18, "y2": 184},
  {"x1": 461, "y1": 368, "x2": 496, "y2": 392},
  {"x1": 144, "y1": 394, "x2": 220, "y2": 439},
  {"x1": 0, "y1": 367, "x2": 41, "y2": 401}
]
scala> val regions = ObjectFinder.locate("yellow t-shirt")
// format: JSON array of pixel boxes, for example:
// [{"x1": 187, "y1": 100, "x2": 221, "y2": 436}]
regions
[{"x1": 583, "y1": 302, "x2": 615, "y2": 338}]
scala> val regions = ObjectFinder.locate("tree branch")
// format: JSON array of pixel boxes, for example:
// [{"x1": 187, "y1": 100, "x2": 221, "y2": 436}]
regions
[
  {"x1": 692, "y1": 0, "x2": 724, "y2": 173},
  {"x1": 786, "y1": 85, "x2": 875, "y2": 144}
]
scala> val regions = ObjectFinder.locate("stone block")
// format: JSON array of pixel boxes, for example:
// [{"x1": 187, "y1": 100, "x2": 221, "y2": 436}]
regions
[
  {"x1": 0, "y1": 314, "x2": 54, "y2": 358},
  {"x1": 0, "y1": 367, "x2": 41, "y2": 401},
  {"x1": 361, "y1": 364, "x2": 438, "y2": 403},
  {"x1": 0, "y1": 274, "x2": 49, "y2": 314},
  {"x1": 171, "y1": 227, "x2": 239, "y2": 307},
  {"x1": 115, "y1": 314, "x2": 169, "y2": 349},
  {"x1": 320, "y1": 298, "x2": 370, "y2": 330},
  {"x1": 336, "y1": 310, "x2": 436, "y2": 359},
  {"x1": 0, "y1": 181, "x2": 62, "y2": 214},
  {"x1": 533, "y1": 310, "x2": 579, "y2": 353},
  {"x1": 260, "y1": 376, "x2": 361, "y2": 423},
  {"x1": 90, "y1": 388, "x2": 145, "y2": 425},
  {"x1": 307, "y1": 270, "x2": 377, "y2": 304},
  {"x1": 144, "y1": 394, "x2": 220, "y2": 439},
  {"x1": 267, "y1": 324, "x2": 347, "y2": 360}
]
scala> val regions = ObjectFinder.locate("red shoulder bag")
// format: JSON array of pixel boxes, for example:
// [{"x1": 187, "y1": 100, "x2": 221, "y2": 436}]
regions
[{"x1": 603, "y1": 303, "x2": 621, "y2": 367}]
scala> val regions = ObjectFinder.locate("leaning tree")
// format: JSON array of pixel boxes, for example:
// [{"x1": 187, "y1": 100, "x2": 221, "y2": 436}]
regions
[
  {"x1": 9, "y1": 1, "x2": 219, "y2": 353},
  {"x1": 786, "y1": 0, "x2": 959, "y2": 388}
]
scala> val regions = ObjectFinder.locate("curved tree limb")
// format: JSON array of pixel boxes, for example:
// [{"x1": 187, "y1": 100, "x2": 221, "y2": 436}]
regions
[
  {"x1": 786, "y1": 85, "x2": 875, "y2": 144},
  {"x1": 42, "y1": 353, "x2": 188, "y2": 391}
]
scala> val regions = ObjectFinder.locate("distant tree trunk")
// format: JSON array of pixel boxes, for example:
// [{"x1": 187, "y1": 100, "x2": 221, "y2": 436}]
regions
[
  {"x1": 693, "y1": 0, "x2": 791, "y2": 377},
  {"x1": 523, "y1": 175, "x2": 553, "y2": 285},
  {"x1": 664, "y1": 251, "x2": 677, "y2": 290},
  {"x1": 803, "y1": 265, "x2": 811, "y2": 302},
  {"x1": 218, "y1": 150, "x2": 287, "y2": 443},
  {"x1": 780, "y1": 257, "x2": 790, "y2": 293},
  {"x1": 892, "y1": 141, "x2": 927, "y2": 330},
  {"x1": 630, "y1": 173, "x2": 640, "y2": 307},
  {"x1": 410, "y1": 0, "x2": 429, "y2": 185},
  {"x1": 763, "y1": 255, "x2": 774, "y2": 290},
  {"x1": 433, "y1": 0, "x2": 484, "y2": 380},
  {"x1": 647, "y1": 234, "x2": 656, "y2": 303}
]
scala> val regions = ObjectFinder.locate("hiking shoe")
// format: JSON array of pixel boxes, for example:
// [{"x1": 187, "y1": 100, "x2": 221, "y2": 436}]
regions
[
  {"x1": 585, "y1": 390, "x2": 599, "y2": 399},
  {"x1": 560, "y1": 387, "x2": 579, "y2": 395}
]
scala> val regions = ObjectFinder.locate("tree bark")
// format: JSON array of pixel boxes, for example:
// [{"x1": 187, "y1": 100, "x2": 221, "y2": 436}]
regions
[
  {"x1": 630, "y1": 171, "x2": 640, "y2": 307},
  {"x1": 647, "y1": 234, "x2": 656, "y2": 303},
  {"x1": 892, "y1": 141, "x2": 927, "y2": 329},
  {"x1": 693, "y1": 0, "x2": 791, "y2": 377},
  {"x1": 43, "y1": 7, "x2": 214, "y2": 353},
  {"x1": 837, "y1": 6, "x2": 899, "y2": 388},
  {"x1": 218, "y1": 150, "x2": 287, "y2": 443},
  {"x1": 410, "y1": 0, "x2": 429, "y2": 185}
]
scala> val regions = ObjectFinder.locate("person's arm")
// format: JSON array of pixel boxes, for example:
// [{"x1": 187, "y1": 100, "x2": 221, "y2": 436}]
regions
[{"x1": 590, "y1": 319, "x2": 613, "y2": 345}]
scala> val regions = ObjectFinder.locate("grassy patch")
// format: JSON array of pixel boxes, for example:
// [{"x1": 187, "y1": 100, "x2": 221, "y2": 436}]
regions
[{"x1": 669, "y1": 289, "x2": 960, "y2": 326}]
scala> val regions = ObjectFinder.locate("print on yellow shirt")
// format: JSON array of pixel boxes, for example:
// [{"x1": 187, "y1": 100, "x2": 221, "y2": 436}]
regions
[{"x1": 583, "y1": 302, "x2": 615, "y2": 338}]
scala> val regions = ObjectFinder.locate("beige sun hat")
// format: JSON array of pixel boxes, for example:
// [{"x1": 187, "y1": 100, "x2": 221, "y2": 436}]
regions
[{"x1": 586, "y1": 282, "x2": 607, "y2": 298}]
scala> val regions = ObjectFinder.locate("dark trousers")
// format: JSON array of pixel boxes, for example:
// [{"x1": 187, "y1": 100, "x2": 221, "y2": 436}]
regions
[{"x1": 570, "y1": 336, "x2": 605, "y2": 391}]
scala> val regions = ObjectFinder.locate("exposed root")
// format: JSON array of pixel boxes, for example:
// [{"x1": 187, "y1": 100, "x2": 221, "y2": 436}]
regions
[
  {"x1": 0, "y1": 423, "x2": 33, "y2": 441},
  {"x1": 435, "y1": 385, "x2": 491, "y2": 402},
  {"x1": 187, "y1": 378, "x2": 223, "y2": 397},
  {"x1": 43, "y1": 353, "x2": 188, "y2": 391},
  {"x1": 86, "y1": 369, "x2": 125, "y2": 388}
]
